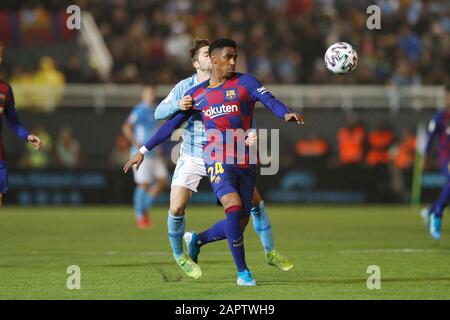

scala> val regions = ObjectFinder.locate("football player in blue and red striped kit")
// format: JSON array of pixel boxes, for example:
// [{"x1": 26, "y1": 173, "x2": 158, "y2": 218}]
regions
[
  {"x1": 155, "y1": 39, "x2": 294, "y2": 278},
  {"x1": 0, "y1": 41, "x2": 42, "y2": 206},
  {"x1": 421, "y1": 85, "x2": 450, "y2": 240},
  {"x1": 124, "y1": 39, "x2": 304, "y2": 285}
]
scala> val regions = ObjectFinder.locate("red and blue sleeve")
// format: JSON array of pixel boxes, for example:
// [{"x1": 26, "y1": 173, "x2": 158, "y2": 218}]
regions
[
  {"x1": 143, "y1": 110, "x2": 192, "y2": 151},
  {"x1": 4, "y1": 85, "x2": 29, "y2": 142},
  {"x1": 424, "y1": 113, "x2": 441, "y2": 156},
  {"x1": 245, "y1": 74, "x2": 290, "y2": 119}
]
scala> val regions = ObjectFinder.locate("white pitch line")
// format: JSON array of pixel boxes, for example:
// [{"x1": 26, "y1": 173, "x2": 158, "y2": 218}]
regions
[
  {"x1": 339, "y1": 248, "x2": 442, "y2": 254},
  {"x1": 1, "y1": 249, "x2": 444, "y2": 257},
  {"x1": 104, "y1": 251, "x2": 230, "y2": 256},
  {"x1": 0, "y1": 251, "x2": 230, "y2": 257}
]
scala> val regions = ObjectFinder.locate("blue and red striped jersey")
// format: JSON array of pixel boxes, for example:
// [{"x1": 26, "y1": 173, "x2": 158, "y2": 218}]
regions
[
  {"x1": 143, "y1": 72, "x2": 291, "y2": 166},
  {"x1": 184, "y1": 72, "x2": 290, "y2": 166},
  {"x1": 425, "y1": 109, "x2": 450, "y2": 164},
  {"x1": 0, "y1": 80, "x2": 30, "y2": 160}
]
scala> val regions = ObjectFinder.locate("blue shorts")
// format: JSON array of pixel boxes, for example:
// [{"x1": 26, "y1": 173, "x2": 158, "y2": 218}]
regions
[
  {"x1": 205, "y1": 162, "x2": 256, "y2": 215},
  {"x1": 0, "y1": 160, "x2": 9, "y2": 194}
]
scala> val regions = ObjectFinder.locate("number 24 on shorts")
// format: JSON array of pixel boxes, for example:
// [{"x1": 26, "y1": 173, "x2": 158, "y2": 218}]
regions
[{"x1": 207, "y1": 162, "x2": 224, "y2": 182}]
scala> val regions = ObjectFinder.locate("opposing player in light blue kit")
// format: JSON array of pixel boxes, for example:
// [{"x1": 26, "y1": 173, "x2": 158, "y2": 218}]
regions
[
  {"x1": 134, "y1": 39, "x2": 293, "y2": 278},
  {"x1": 124, "y1": 38, "x2": 304, "y2": 285},
  {"x1": 421, "y1": 85, "x2": 450, "y2": 240},
  {"x1": 122, "y1": 85, "x2": 168, "y2": 229}
]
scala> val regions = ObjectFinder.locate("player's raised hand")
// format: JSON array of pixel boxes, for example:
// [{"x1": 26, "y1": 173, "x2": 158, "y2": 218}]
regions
[
  {"x1": 178, "y1": 96, "x2": 193, "y2": 111},
  {"x1": 284, "y1": 113, "x2": 304, "y2": 125},
  {"x1": 123, "y1": 152, "x2": 144, "y2": 173},
  {"x1": 27, "y1": 134, "x2": 42, "y2": 151}
]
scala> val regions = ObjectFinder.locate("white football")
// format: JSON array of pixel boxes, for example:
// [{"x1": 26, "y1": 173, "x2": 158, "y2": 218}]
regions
[{"x1": 324, "y1": 42, "x2": 358, "y2": 74}]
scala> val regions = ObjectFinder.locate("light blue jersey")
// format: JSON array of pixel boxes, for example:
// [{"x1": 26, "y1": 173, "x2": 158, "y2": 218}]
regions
[
  {"x1": 128, "y1": 102, "x2": 159, "y2": 157},
  {"x1": 155, "y1": 74, "x2": 206, "y2": 158}
]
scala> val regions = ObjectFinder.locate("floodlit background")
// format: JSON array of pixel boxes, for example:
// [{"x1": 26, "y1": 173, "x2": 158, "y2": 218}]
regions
[
  {"x1": 0, "y1": 0, "x2": 448, "y2": 205},
  {"x1": 0, "y1": 0, "x2": 449, "y2": 300}
]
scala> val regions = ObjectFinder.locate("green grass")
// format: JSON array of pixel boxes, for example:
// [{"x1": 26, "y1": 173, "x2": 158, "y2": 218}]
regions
[{"x1": 0, "y1": 205, "x2": 449, "y2": 299}]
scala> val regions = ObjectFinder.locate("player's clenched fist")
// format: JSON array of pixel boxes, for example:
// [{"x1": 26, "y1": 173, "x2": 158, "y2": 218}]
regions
[
  {"x1": 284, "y1": 113, "x2": 304, "y2": 125},
  {"x1": 27, "y1": 134, "x2": 42, "y2": 151},
  {"x1": 178, "y1": 95, "x2": 193, "y2": 111},
  {"x1": 123, "y1": 152, "x2": 144, "y2": 173}
]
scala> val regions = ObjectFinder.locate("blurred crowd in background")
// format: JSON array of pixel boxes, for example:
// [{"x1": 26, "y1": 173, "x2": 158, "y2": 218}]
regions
[
  {"x1": 0, "y1": 0, "x2": 447, "y2": 203},
  {"x1": 293, "y1": 114, "x2": 417, "y2": 201},
  {"x1": 17, "y1": 112, "x2": 417, "y2": 201},
  {"x1": 18, "y1": 125, "x2": 83, "y2": 170},
  {"x1": 0, "y1": 0, "x2": 449, "y2": 85}
]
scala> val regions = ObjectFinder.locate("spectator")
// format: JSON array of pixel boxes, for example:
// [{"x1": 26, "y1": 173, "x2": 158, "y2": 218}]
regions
[
  {"x1": 109, "y1": 133, "x2": 131, "y2": 169},
  {"x1": 248, "y1": 46, "x2": 274, "y2": 83},
  {"x1": 9, "y1": 66, "x2": 35, "y2": 110},
  {"x1": 33, "y1": 56, "x2": 65, "y2": 111},
  {"x1": 275, "y1": 49, "x2": 301, "y2": 83},
  {"x1": 295, "y1": 133, "x2": 330, "y2": 167},
  {"x1": 337, "y1": 115, "x2": 366, "y2": 166},
  {"x1": 366, "y1": 122, "x2": 395, "y2": 200},
  {"x1": 393, "y1": 127, "x2": 416, "y2": 201},
  {"x1": 366, "y1": 122, "x2": 394, "y2": 167},
  {"x1": 390, "y1": 60, "x2": 421, "y2": 86},
  {"x1": 55, "y1": 126, "x2": 81, "y2": 169},
  {"x1": 0, "y1": 1, "x2": 449, "y2": 85},
  {"x1": 398, "y1": 25, "x2": 422, "y2": 62}
]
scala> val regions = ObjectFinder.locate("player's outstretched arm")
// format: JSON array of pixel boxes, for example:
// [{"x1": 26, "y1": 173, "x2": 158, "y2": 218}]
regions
[
  {"x1": 4, "y1": 86, "x2": 43, "y2": 150},
  {"x1": 256, "y1": 90, "x2": 305, "y2": 125},
  {"x1": 4, "y1": 85, "x2": 31, "y2": 142},
  {"x1": 424, "y1": 115, "x2": 439, "y2": 158},
  {"x1": 123, "y1": 111, "x2": 190, "y2": 173},
  {"x1": 422, "y1": 115, "x2": 440, "y2": 171},
  {"x1": 247, "y1": 74, "x2": 304, "y2": 123}
]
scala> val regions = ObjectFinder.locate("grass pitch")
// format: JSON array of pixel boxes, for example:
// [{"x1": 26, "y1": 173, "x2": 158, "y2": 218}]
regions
[{"x1": 0, "y1": 205, "x2": 449, "y2": 299}]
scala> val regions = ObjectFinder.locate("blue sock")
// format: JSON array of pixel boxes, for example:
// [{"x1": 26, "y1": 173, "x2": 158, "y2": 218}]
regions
[
  {"x1": 143, "y1": 192, "x2": 153, "y2": 210},
  {"x1": 251, "y1": 201, "x2": 274, "y2": 253},
  {"x1": 431, "y1": 183, "x2": 450, "y2": 219},
  {"x1": 197, "y1": 219, "x2": 226, "y2": 246},
  {"x1": 133, "y1": 187, "x2": 146, "y2": 218},
  {"x1": 167, "y1": 211, "x2": 185, "y2": 259},
  {"x1": 225, "y1": 206, "x2": 247, "y2": 272}
]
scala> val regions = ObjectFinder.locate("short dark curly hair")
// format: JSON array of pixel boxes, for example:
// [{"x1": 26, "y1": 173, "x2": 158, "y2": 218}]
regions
[
  {"x1": 208, "y1": 38, "x2": 237, "y2": 55},
  {"x1": 189, "y1": 39, "x2": 210, "y2": 63}
]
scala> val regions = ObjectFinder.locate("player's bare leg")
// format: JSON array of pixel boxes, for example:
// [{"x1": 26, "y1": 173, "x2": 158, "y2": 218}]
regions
[
  {"x1": 0, "y1": 193, "x2": 3, "y2": 207},
  {"x1": 169, "y1": 185, "x2": 192, "y2": 216},
  {"x1": 169, "y1": 185, "x2": 202, "y2": 279},
  {"x1": 251, "y1": 187, "x2": 294, "y2": 271}
]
